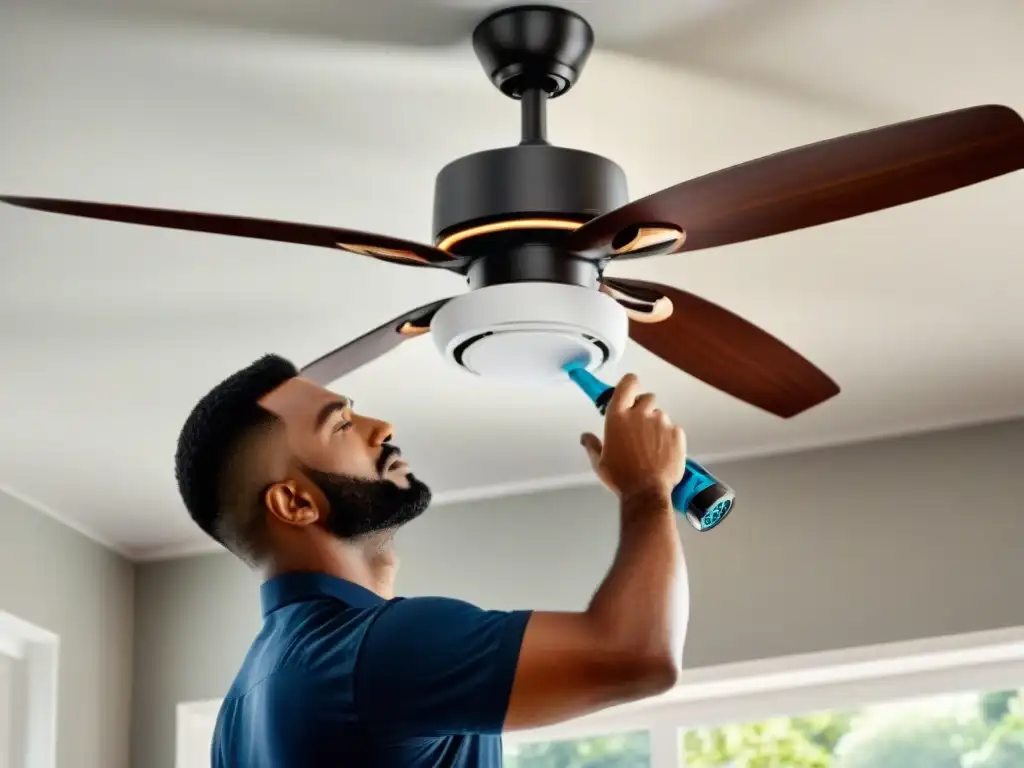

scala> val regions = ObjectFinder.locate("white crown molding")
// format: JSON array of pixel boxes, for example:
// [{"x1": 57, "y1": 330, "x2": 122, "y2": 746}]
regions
[
  {"x1": 0, "y1": 483, "x2": 135, "y2": 560},
  {"x1": 130, "y1": 406, "x2": 1024, "y2": 562},
  {"x1": 7, "y1": 407, "x2": 1024, "y2": 563},
  {"x1": 127, "y1": 538, "x2": 227, "y2": 562}
]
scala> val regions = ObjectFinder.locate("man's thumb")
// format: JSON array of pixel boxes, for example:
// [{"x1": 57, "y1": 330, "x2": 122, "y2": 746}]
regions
[{"x1": 579, "y1": 432, "x2": 602, "y2": 466}]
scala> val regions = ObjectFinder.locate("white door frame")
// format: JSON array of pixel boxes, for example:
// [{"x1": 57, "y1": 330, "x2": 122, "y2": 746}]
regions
[{"x1": 0, "y1": 613, "x2": 59, "y2": 768}]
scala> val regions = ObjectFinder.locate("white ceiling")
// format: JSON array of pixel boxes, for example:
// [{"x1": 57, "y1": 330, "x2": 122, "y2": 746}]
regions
[{"x1": 1, "y1": 0, "x2": 1023, "y2": 561}]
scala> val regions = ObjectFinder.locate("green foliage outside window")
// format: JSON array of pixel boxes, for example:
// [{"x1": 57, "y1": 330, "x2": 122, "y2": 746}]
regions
[{"x1": 683, "y1": 688, "x2": 1024, "y2": 768}]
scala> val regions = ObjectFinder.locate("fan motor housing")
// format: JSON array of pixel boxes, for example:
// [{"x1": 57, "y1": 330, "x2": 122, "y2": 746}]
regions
[
  {"x1": 432, "y1": 144, "x2": 629, "y2": 246},
  {"x1": 430, "y1": 282, "x2": 628, "y2": 384}
]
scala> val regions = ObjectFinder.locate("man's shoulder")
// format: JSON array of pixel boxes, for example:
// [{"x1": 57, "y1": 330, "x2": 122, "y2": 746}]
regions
[
  {"x1": 239, "y1": 595, "x2": 514, "y2": 685},
  {"x1": 223, "y1": 598, "x2": 474, "y2": 717},
  {"x1": 240, "y1": 598, "x2": 390, "y2": 681}
]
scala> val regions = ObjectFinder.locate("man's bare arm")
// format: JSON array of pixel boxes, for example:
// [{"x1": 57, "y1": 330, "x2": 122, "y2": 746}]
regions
[{"x1": 505, "y1": 377, "x2": 689, "y2": 729}]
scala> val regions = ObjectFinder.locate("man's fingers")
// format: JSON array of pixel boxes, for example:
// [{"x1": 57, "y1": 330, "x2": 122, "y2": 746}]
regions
[
  {"x1": 607, "y1": 373, "x2": 639, "y2": 414},
  {"x1": 579, "y1": 432, "x2": 602, "y2": 467},
  {"x1": 633, "y1": 393, "x2": 657, "y2": 414}
]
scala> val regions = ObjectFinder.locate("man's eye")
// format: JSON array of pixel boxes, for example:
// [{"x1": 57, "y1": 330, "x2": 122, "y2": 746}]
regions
[{"x1": 333, "y1": 421, "x2": 352, "y2": 433}]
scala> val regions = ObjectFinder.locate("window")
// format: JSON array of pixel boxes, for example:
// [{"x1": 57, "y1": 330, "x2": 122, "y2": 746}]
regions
[
  {"x1": 507, "y1": 692, "x2": 1024, "y2": 768},
  {"x1": 180, "y1": 626, "x2": 1024, "y2": 768},
  {"x1": 175, "y1": 700, "x2": 220, "y2": 768},
  {"x1": 498, "y1": 626, "x2": 1024, "y2": 768}
]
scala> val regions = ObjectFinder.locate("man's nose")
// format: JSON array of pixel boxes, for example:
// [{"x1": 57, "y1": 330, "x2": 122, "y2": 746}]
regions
[{"x1": 362, "y1": 416, "x2": 394, "y2": 447}]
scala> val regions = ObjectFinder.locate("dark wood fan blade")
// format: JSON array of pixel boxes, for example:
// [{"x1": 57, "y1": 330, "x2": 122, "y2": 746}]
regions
[
  {"x1": 604, "y1": 277, "x2": 838, "y2": 418},
  {"x1": 0, "y1": 196, "x2": 463, "y2": 269},
  {"x1": 299, "y1": 298, "x2": 451, "y2": 385},
  {"x1": 569, "y1": 105, "x2": 1024, "y2": 258}
]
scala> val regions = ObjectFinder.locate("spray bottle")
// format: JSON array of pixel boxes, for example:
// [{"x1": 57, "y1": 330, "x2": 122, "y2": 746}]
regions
[{"x1": 564, "y1": 362, "x2": 735, "y2": 531}]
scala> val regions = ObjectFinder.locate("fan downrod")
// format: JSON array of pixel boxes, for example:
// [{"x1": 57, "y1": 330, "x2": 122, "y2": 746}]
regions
[{"x1": 472, "y1": 5, "x2": 594, "y2": 143}]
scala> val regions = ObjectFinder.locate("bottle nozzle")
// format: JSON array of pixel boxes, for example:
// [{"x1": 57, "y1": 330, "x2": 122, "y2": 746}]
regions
[{"x1": 563, "y1": 360, "x2": 614, "y2": 412}]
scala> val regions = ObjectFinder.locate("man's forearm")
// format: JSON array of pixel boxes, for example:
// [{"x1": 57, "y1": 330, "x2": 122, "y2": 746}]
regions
[
  {"x1": 502, "y1": 491, "x2": 686, "y2": 729},
  {"x1": 585, "y1": 489, "x2": 688, "y2": 675}
]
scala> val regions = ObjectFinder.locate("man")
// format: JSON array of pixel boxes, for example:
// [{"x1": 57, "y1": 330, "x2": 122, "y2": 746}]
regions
[{"x1": 175, "y1": 354, "x2": 689, "y2": 767}]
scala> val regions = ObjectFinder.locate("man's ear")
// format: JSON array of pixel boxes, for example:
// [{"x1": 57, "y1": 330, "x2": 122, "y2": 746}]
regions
[{"x1": 263, "y1": 481, "x2": 321, "y2": 527}]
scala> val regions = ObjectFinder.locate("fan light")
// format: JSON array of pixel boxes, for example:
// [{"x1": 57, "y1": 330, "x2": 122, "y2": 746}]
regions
[{"x1": 435, "y1": 217, "x2": 582, "y2": 252}]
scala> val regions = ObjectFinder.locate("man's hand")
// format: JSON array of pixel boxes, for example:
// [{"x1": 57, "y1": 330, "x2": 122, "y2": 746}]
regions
[{"x1": 580, "y1": 373, "x2": 687, "y2": 501}]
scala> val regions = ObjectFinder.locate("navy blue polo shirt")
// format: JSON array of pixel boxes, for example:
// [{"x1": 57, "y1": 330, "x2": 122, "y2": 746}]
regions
[{"x1": 211, "y1": 572, "x2": 532, "y2": 767}]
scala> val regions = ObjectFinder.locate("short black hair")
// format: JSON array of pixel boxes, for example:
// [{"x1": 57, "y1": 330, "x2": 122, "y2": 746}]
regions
[{"x1": 174, "y1": 354, "x2": 298, "y2": 560}]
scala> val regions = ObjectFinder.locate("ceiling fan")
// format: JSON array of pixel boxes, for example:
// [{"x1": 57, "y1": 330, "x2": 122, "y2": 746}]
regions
[{"x1": 5, "y1": 6, "x2": 1024, "y2": 418}]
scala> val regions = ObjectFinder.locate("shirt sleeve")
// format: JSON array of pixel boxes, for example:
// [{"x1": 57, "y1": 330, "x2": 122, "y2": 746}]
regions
[{"x1": 354, "y1": 596, "x2": 532, "y2": 737}]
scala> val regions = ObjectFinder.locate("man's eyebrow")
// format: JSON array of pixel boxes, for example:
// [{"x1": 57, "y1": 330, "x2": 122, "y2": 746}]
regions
[{"x1": 314, "y1": 397, "x2": 351, "y2": 431}]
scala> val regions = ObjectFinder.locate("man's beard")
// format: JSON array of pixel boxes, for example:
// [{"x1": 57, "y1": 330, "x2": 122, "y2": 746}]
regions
[{"x1": 304, "y1": 446, "x2": 431, "y2": 540}]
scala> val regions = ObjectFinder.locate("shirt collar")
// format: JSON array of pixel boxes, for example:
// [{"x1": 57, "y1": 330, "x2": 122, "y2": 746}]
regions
[{"x1": 260, "y1": 571, "x2": 387, "y2": 617}]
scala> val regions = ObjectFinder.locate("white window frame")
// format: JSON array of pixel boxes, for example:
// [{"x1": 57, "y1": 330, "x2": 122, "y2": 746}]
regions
[
  {"x1": 179, "y1": 625, "x2": 1024, "y2": 768},
  {"x1": 175, "y1": 700, "x2": 221, "y2": 768},
  {"x1": 0, "y1": 653, "x2": 15, "y2": 768},
  {"x1": 0, "y1": 613, "x2": 59, "y2": 768}
]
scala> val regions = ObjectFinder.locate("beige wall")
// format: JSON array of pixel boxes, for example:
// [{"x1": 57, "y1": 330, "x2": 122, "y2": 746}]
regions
[
  {"x1": 0, "y1": 490, "x2": 134, "y2": 768},
  {"x1": 131, "y1": 418, "x2": 1024, "y2": 768}
]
